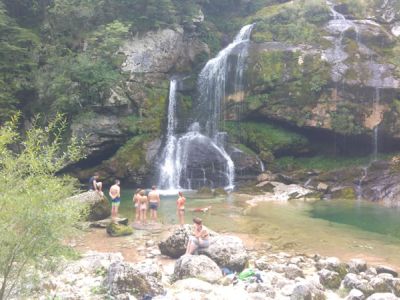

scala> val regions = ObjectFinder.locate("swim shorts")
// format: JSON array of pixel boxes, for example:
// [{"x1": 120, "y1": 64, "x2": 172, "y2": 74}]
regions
[
  {"x1": 149, "y1": 202, "x2": 158, "y2": 210},
  {"x1": 112, "y1": 197, "x2": 120, "y2": 207}
]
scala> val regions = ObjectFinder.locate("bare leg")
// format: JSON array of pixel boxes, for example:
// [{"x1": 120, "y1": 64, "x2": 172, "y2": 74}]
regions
[{"x1": 154, "y1": 209, "x2": 158, "y2": 222}]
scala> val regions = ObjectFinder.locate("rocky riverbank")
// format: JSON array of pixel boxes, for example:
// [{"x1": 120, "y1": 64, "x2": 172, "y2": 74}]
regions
[{"x1": 29, "y1": 221, "x2": 400, "y2": 300}]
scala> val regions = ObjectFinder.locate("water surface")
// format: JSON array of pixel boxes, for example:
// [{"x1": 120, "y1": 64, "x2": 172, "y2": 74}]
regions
[{"x1": 117, "y1": 189, "x2": 400, "y2": 268}]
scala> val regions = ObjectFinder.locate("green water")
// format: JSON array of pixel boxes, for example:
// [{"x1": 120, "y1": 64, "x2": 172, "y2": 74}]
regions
[{"x1": 115, "y1": 189, "x2": 400, "y2": 267}]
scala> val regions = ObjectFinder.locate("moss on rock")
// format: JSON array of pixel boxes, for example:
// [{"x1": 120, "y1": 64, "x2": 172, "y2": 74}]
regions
[{"x1": 106, "y1": 222, "x2": 133, "y2": 237}]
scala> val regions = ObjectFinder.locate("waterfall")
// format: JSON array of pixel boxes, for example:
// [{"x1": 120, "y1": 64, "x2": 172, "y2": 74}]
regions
[
  {"x1": 158, "y1": 80, "x2": 179, "y2": 190},
  {"x1": 157, "y1": 24, "x2": 254, "y2": 191},
  {"x1": 372, "y1": 88, "x2": 380, "y2": 161},
  {"x1": 197, "y1": 24, "x2": 255, "y2": 137}
]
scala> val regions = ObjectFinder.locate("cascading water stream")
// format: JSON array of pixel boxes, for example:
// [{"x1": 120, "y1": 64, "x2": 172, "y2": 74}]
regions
[
  {"x1": 372, "y1": 88, "x2": 380, "y2": 161},
  {"x1": 158, "y1": 80, "x2": 178, "y2": 190},
  {"x1": 157, "y1": 24, "x2": 254, "y2": 190}
]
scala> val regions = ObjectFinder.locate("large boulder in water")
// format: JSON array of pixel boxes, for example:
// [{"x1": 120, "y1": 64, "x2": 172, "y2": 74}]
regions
[
  {"x1": 158, "y1": 224, "x2": 217, "y2": 259},
  {"x1": 69, "y1": 191, "x2": 110, "y2": 221},
  {"x1": 198, "y1": 235, "x2": 248, "y2": 272},
  {"x1": 106, "y1": 222, "x2": 133, "y2": 237},
  {"x1": 173, "y1": 254, "x2": 223, "y2": 283},
  {"x1": 106, "y1": 261, "x2": 164, "y2": 298}
]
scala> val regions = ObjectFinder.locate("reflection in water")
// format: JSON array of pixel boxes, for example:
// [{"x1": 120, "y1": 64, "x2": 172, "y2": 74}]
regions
[{"x1": 117, "y1": 189, "x2": 400, "y2": 268}]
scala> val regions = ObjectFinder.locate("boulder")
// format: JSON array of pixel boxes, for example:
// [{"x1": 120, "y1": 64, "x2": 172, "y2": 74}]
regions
[
  {"x1": 290, "y1": 282, "x2": 312, "y2": 300},
  {"x1": 392, "y1": 278, "x2": 400, "y2": 297},
  {"x1": 106, "y1": 261, "x2": 164, "y2": 298},
  {"x1": 316, "y1": 257, "x2": 348, "y2": 277},
  {"x1": 346, "y1": 289, "x2": 365, "y2": 300},
  {"x1": 376, "y1": 266, "x2": 398, "y2": 277},
  {"x1": 198, "y1": 235, "x2": 249, "y2": 272},
  {"x1": 284, "y1": 264, "x2": 304, "y2": 280},
  {"x1": 106, "y1": 223, "x2": 133, "y2": 237},
  {"x1": 158, "y1": 225, "x2": 217, "y2": 259},
  {"x1": 318, "y1": 269, "x2": 342, "y2": 289},
  {"x1": 69, "y1": 191, "x2": 110, "y2": 221},
  {"x1": 90, "y1": 217, "x2": 128, "y2": 228},
  {"x1": 349, "y1": 259, "x2": 368, "y2": 274},
  {"x1": 342, "y1": 273, "x2": 374, "y2": 296},
  {"x1": 158, "y1": 225, "x2": 191, "y2": 258},
  {"x1": 366, "y1": 293, "x2": 398, "y2": 300},
  {"x1": 173, "y1": 255, "x2": 223, "y2": 283},
  {"x1": 369, "y1": 275, "x2": 392, "y2": 293}
]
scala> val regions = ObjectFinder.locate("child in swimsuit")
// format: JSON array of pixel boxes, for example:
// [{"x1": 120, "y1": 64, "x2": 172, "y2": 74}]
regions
[
  {"x1": 176, "y1": 191, "x2": 186, "y2": 226},
  {"x1": 139, "y1": 189, "x2": 147, "y2": 224}
]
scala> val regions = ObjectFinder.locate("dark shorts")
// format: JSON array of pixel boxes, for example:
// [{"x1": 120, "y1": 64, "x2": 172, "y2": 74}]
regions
[
  {"x1": 112, "y1": 197, "x2": 120, "y2": 207},
  {"x1": 149, "y1": 202, "x2": 158, "y2": 210}
]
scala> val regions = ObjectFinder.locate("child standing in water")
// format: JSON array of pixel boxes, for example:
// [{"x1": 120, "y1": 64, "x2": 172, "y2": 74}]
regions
[
  {"x1": 176, "y1": 191, "x2": 186, "y2": 226},
  {"x1": 132, "y1": 188, "x2": 141, "y2": 223},
  {"x1": 139, "y1": 189, "x2": 148, "y2": 225}
]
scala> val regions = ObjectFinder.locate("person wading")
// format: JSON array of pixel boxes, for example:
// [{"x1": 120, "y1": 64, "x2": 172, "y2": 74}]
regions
[
  {"x1": 176, "y1": 191, "x2": 186, "y2": 226},
  {"x1": 132, "y1": 188, "x2": 141, "y2": 223},
  {"x1": 139, "y1": 189, "x2": 148, "y2": 225},
  {"x1": 109, "y1": 179, "x2": 121, "y2": 222},
  {"x1": 148, "y1": 185, "x2": 160, "y2": 223}
]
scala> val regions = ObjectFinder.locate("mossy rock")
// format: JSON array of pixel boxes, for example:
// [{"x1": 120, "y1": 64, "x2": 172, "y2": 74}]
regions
[
  {"x1": 106, "y1": 223, "x2": 133, "y2": 237},
  {"x1": 331, "y1": 187, "x2": 356, "y2": 200}
]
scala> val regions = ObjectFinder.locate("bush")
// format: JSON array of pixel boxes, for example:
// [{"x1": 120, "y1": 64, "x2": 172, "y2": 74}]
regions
[{"x1": 0, "y1": 114, "x2": 86, "y2": 299}]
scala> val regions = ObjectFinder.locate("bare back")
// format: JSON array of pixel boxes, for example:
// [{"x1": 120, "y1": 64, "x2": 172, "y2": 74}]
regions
[
  {"x1": 148, "y1": 190, "x2": 160, "y2": 203},
  {"x1": 140, "y1": 195, "x2": 148, "y2": 204}
]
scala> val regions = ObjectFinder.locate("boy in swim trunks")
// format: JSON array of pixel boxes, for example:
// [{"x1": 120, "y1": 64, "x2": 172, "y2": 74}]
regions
[
  {"x1": 148, "y1": 185, "x2": 160, "y2": 223},
  {"x1": 109, "y1": 179, "x2": 121, "y2": 222}
]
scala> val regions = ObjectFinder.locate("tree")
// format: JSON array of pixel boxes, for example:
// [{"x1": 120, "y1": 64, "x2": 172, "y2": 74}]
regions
[{"x1": 0, "y1": 113, "x2": 86, "y2": 299}]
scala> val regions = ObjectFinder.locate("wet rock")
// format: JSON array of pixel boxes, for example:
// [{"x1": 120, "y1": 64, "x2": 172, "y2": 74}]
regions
[
  {"x1": 106, "y1": 261, "x2": 164, "y2": 298},
  {"x1": 376, "y1": 266, "x2": 398, "y2": 277},
  {"x1": 172, "y1": 278, "x2": 213, "y2": 293},
  {"x1": 90, "y1": 217, "x2": 128, "y2": 228},
  {"x1": 198, "y1": 235, "x2": 249, "y2": 272},
  {"x1": 346, "y1": 288, "x2": 365, "y2": 300},
  {"x1": 366, "y1": 293, "x2": 398, "y2": 300},
  {"x1": 349, "y1": 259, "x2": 368, "y2": 274},
  {"x1": 318, "y1": 269, "x2": 342, "y2": 289},
  {"x1": 106, "y1": 223, "x2": 133, "y2": 237},
  {"x1": 69, "y1": 191, "x2": 111, "y2": 221},
  {"x1": 255, "y1": 257, "x2": 271, "y2": 271},
  {"x1": 173, "y1": 254, "x2": 223, "y2": 283},
  {"x1": 257, "y1": 172, "x2": 277, "y2": 182}
]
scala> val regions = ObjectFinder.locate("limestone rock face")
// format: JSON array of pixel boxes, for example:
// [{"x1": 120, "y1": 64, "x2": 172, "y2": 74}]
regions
[
  {"x1": 106, "y1": 261, "x2": 164, "y2": 298},
  {"x1": 198, "y1": 235, "x2": 249, "y2": 272},
  {"x1": 121, "y1": 27, "x2": 208, "y2": 74},
  {"x1": 69, "y1": 191, "x2": 110, "y2": 221},
  {"x1": 173, "y1": 254, "x2": 223, "y2": 283},
  {"x1": 71, "y1": 114, "x2": 125, "y2": 160}
]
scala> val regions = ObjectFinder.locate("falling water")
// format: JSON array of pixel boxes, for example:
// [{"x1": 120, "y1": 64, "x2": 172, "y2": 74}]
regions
[
  {"x1": 157, "y1": 24, "x2": 254, "y2": 190},
  {"x1": 197, "y1": 24, "x2": 255, "y2": 137},
  {"x1": 158, "y1": 80, "x2": 179, "y2": 190},
  {"x1": 372, "y1": 88, "x2": 380, "y2": 161}
]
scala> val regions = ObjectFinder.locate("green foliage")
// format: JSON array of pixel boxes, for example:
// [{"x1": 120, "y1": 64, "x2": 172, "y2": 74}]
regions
[
  {"x1": 247, "y1": 0, "x2": 330, "y2": 44},
  {"x1": 330, "y1": 104, "x2": 364, "y2": 135},
  {"x1": 0, "y1": 3, "x2": 39, "y2": 122},
  {"x1": 276, "y1": 155, "x2": 372, "y2": 171},
  {"x1": 225, "y1": 121, "x2": 309, "y2": 156},
  {"x1": 0, "y1": 114, "x2": 86, "y2": 299}
]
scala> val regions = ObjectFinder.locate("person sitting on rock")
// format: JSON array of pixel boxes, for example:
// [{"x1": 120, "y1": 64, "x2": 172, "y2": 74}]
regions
[
  {"x1": 89, "y1": 173, "x2": 103, "y2": 196},
  {"x1": 185, "y1": 217, "x2": 209, "y2": 255}
]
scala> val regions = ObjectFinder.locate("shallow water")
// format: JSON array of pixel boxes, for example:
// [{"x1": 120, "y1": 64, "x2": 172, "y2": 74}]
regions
[{"x1": 117, "y1": 189, "x2": 400, "y2": 269}]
